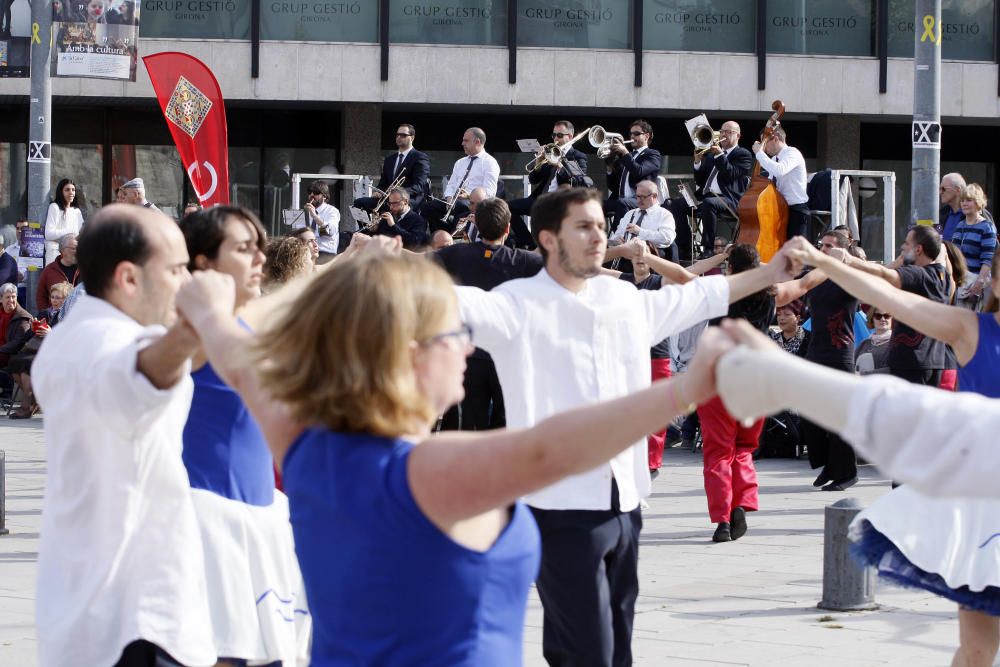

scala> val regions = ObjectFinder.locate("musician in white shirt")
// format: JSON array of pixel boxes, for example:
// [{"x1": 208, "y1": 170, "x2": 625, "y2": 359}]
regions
[
  {"x1": 423, "y1": 127, "x2": 501, "y2": 234},
  {"x1": 608, "y1": 180, "x2": 676, "y2": 254},
  {"x1": 752, "y1": 126, "x2": 810, "y2": 239},
  {"x1": 458, "y1": 187, "x2": 794, "y2": 666}
]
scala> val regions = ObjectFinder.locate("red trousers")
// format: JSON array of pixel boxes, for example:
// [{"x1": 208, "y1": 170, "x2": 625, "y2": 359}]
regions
[
  {"x1": 647, "y1": 358, "x2": 671, "y2": 471},
  {"x1": 697, "y1": 396, "x2": 762, "y2": 523}
]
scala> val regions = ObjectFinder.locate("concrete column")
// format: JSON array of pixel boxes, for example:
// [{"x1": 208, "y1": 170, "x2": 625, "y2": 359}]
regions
[
  {"x1": 338, "y1": 102, "x2": 382, "y2": 231},
  {"x1": 817, "y1": 115, "x2": 861, "y2": 170}
]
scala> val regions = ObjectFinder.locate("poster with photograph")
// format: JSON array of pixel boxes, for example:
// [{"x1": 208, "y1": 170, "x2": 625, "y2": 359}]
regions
[
  {"x1": 51, "y1": 0, "x2": 140, "y2": 81},
  {"x1": 0, "y1": 0, "x2": 32, "y2": 77}
]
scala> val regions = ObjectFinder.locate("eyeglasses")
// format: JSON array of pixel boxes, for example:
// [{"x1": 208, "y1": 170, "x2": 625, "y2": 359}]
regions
[
  {"x1": 629, "y1": 131, "x2": 646, "y2": 137},
  {"x1": 387, "y1": 199, "x2": 404, "y2": 207},
  {"x1": 636, "y1": 193, "x2": 657, "y2": 200},
  {"x1": 719, "y1": 130, "x2": 738, "y2": 135},
  {"x1": 872, "y1": 313, "x2": 891, "y2": 321},
  {"x1": 396, "y1": 133, "x2": 412, "y2": 138},
  {"x1": 552, "y1": 132, "x2": 570, "y2": 139},
  {"x1": 421, "y1": 323, "x2": 473, "y2": 348}
]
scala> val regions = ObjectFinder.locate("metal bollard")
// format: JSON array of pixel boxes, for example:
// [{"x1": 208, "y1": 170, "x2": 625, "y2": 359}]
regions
[
  {"x1": 818, "y1": 497, "x2": 876, "y2": 611},
  {"x1": 0, "y1": 451, "x2": 8, "y2": 536}
]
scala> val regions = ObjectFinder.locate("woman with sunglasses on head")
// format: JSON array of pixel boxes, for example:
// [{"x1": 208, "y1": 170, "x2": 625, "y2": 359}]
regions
[
  {"x1": 783, "y1": 237, "x2": 1000, "y2": 667},
  {"x1": 173, "y1": 240, "x2": 733, "y2": 667},
  {"x1": 854, "y1": 308, "x2": 892, "y2": 375}
]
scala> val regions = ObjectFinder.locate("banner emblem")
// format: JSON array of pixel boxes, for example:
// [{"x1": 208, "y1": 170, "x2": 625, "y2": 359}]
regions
[{"x1": 165, "y1": 77, "x2": 213, "y2": 139}]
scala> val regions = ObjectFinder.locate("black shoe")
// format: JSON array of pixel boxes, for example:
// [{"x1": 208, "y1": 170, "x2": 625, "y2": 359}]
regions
[
  {"x1": 822, "y1": 476, "x2": 858, "y2": 492},
  {"x1": 649, "y1": 468, "x2": 660, "y2": 481},
  {"x1": 712, "y1": 522, "x2": 732, "y2": 542},
  {"x1": 813, "y1": 471, "x2": 831, "y2": 488},
  {"x1": 730, "y1": 507, "x2": 748, "y2": 540}
]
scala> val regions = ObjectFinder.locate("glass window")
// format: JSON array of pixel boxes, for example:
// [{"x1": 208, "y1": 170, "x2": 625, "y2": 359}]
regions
[
  {"x1": 389, "y1": 0, "x2": 506, "y2": 45},
  {"x1": 888, "y1": 0, "x2": 994, "y2": 61},
  {"x1": 262, "y1": 2, "x2": 378, "y2": 42},
  {"x1": 767, "y1": 0, "x2": 874, "y2": 57},
  {"x1": 518, "y1": 0, "x2": 631, "y2": 49},
  {"x1": 113, "y1": 145, "x2": 185, "y2": 220},
  {"x1": 140, "y1": 2, "x2": 251, "y2": 39},
  {"x1": 51, "y1": 144, "x2": 102, "y2": 222},
  {"x1": 644, "y1": 0, "x2": 754, "y2": 53}
]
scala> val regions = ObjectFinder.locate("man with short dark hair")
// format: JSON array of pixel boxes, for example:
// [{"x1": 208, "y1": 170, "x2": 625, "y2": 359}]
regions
[
  {"x1": 434, "y1": 197, "x2": 543, "y2": 431},
  {"x1": 36, "y1": 233, "x2": 80, "y2": 311},
  {"x1": 299, "y1": 179, "x2": 341, "y2": 261},
  {"x1": 372, "y1": 187, "x2": 429, "y2": 250},
  {"x1": 459, "y1": 187, "x2": 795, "y2": 667},
  {"x1": 603, "y1": 119, "x2": 662, "y2": 228},
  {"x1": 32, "y1": 204, "x2": 215, "y2": 667},
  {"x1": 353, "y1": 123, "x2": 431, "y2": 213},
  {"x1": 753, "y1": 126, "x2": 809, "y2": 239}
]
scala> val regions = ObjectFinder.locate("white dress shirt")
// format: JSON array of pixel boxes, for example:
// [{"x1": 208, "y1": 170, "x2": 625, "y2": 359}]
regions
[
  {"x1": 458, "y1": 270, "x2": 729, "y2": 511},
  {"x1": 611, "y1": 203, "x2": 676, "y2": 248},
  {"x1": 294, "y1": 201, "x2": 340, "y2": 254},
  {"x1": 754, "y1": 145, "x2": 808, "y2": 205},
  {"x1": 444, "y1": 151, "x2": 500, "y2": 198},
  {"x1": 33, "y1": 295, "x2": 216, "y2": 667}
]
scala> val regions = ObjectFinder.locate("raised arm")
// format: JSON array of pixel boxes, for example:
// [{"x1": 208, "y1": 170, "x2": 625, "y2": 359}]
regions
[
  {"x1": 784, "y1": 237, "x2": 977, "y2": 362},
  {"x1": 725, "y1": 244, "x2": 797, "y2": 303},
  {"x1": 773, "y1": 268, "x2": 827, "y2": 307},
  {"x1": 136, "y1": 322, "x2": 200, "y2": 390},
  {"x1": 408, "y1": 327, "x2": 730, "y2": 525}
]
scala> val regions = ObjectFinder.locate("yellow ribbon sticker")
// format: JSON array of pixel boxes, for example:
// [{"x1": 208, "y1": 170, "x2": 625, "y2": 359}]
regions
[
  {"x1": 31, "y1": 22, "x2": 41, "y2": 45},
  {"x1": 920, "y1": 15, "x2": 940, "y2": 44}
]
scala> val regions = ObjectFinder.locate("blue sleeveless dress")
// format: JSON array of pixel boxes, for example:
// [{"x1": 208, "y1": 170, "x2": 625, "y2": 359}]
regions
[
  {"x1": 282, "y1": 429, "x2": 541, "y2": 666},
  {"x1": 850, "y1": 313, "x2": 1000, "y2": 615},
  {"x1": 182, "y1": 358, "x2": 311, "y2": 663}
]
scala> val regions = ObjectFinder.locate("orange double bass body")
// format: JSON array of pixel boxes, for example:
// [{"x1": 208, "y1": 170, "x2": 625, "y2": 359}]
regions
[{"x1": 736, "y1": 100, "x2": 789, "y2": 263}]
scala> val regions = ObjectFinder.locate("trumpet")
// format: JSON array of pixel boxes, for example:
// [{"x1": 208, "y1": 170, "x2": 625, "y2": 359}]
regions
[
  {"x1": 588, "y1": 126, "x2": 634, "y2": 160},
  {"x1": 524, "y1": 128, "x2": 593, "y2": 173},
  {"x1": 365, "y1": 169, "x2": 406, "y2": 232}
]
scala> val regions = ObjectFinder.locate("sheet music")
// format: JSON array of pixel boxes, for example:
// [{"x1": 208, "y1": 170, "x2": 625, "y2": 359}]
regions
[
  {"x1": 517, "y1": 138, "x2": 543, "y2": 153},
  {"x1": 349, "y1": 206, "x2": 371, "y2": 224},
  {"x1": 282, "y1": 209, "x2": 306, "y2": 227},
  {"x1": 678, "y1": 183, "x2": 699, "y2": 209}
]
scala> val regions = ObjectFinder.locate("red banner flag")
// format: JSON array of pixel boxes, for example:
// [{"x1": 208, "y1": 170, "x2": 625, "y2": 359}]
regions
[{"x1": 143, "y1": 52, "x2": 230, "y2": 207}]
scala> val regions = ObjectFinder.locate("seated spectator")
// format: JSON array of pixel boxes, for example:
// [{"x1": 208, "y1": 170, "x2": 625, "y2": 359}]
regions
[
  {"x1": 6, "y1": 282, "x2": 72, "y2": 418},
  {"x1": 855, "y1": 307, "x2": 892, "y2": 375},
  {"x1": 0, "y1": 232, "x2": 17, "y2": 287},
  {"x1": 0, "y1": 282, "x2": 32, "y2": 369},
  {"x1": 263, "y1": 237, "x2": 313, "y2": 293},
  {"x1": 951, "y1": 184, "x2": 997, "y2": 309},
  {"x1": 769, "y1": 300, "x2": 810, "y2": 357},
  {"x1": 37, "y1": 234, "x2": 80, "y2": 311}
]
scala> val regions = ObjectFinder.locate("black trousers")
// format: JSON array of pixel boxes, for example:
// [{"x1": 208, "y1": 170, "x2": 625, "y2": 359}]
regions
[
  {"x1": 787, "y1": 203, "x2": 811, "y2": 239},
  {"x1": 530, "y1": 482, "x2": 642, "y2": 667},
  {"x1": 114, "y1": 641, "x2": 186, "y2": 667},
  {"x1": 506, "y1": 196, "x2": 537, "y2": 248},
  {"x1": 666, "y1": 196, "x2": 732, "y2": 261},
  {"x1": 802, "y1": 359, "x2": 857, "y2": 482},
  {"x1": 421, "y1": 198, "x2": 470, "y2": 233},
  {"x1": 438, "y1": 355, "x2": 506, "y2": 431}
]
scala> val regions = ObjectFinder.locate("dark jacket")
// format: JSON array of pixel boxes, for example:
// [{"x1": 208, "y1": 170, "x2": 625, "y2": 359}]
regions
[
  {"x1": 607, "y1": 147, "x2": 662, "y2": 200},
  {"x1": 0, "y1": 305, "x2": 32, "y2": 356},
  {"x1": 375, "y1": 210, "x2": 429, "y2": 249},
  {"x1": 377, "y1": 149, "x2": 431, "y2": 211},
  {"x1": 694, "y1": 145, "x2": 753, "y2": 209},
  {"x1": 0, "y1": 252, "x2": 18, "y2": 288},
  {"x1": 527, "y1": 147, "x2": 590, "y2": 198}
]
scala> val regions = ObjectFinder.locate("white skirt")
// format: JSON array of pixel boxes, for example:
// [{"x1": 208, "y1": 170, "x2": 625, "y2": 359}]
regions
[
  {"x1": 190, "y1": 488, "x2": 311, "y2": 665},
  {"x1": 849, "y1": 485, "x2": 1000, "y2": 614}
]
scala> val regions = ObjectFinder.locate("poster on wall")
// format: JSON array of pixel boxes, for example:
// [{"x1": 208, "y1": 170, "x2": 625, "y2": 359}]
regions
[
  {"x1": 51, "y1": 0, "x2": 141, "y2": 80},
  {"x1": 0, "y1": 0, "x2": 32, "y2": 77}
]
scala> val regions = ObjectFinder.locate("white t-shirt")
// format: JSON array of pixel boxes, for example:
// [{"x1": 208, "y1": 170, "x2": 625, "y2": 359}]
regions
[{"x1": 33, "y1": 295, "x2": 216, "y2": 667}]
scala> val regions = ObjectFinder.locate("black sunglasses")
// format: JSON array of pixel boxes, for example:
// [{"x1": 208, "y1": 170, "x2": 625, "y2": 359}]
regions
[{"x1": 396, "y1": 133, "x2": 412, "y2": 138}]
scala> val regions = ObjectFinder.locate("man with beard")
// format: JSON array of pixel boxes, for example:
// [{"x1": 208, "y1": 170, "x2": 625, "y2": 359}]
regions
[{"x1": 457, "y1": 187, "x2": 795, "y2": 666}]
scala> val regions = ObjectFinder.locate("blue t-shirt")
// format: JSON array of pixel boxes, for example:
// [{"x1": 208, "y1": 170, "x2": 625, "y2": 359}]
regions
[
  {"x1": 181, "y1": 359, "x2": 275, "y2": 506},
  {"x1": 958, "y1": 314, "x2": 1000, "y2": 399},
  {"x1": 283, "y1": 430, "x2": 541, "y2": 666}
]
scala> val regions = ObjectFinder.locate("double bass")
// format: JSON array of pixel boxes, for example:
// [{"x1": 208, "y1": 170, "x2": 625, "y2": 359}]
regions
[{"x1": 735, "y1": 100, "x2": 788, "y2": 263}]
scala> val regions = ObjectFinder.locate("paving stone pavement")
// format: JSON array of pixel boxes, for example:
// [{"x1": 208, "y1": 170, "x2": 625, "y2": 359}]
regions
[{"x1": 0, "y1": 418, "x2": 989, "y2": 666}]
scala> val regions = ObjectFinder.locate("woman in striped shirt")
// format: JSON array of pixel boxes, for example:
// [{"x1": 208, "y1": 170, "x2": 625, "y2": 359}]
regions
[{"x1": 952, "y1": 184, "x2": 996, "y2": 309}]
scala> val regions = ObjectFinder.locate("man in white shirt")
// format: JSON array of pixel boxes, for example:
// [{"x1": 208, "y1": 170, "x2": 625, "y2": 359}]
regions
[
  {"x1": 458, "y1": 188, "x2": 794, "y2": 666},
  {"x1": 422, "y1": 127, "x2": 501, "y2": 233},
  {"x1": 608, "y1": 180, "x2": 676, "y2": 261},
  {"x1": 32, "y1": 204, "x2": 216, "y2": 667},
  {"x1": 753, "y1": 126, "x2": 810, "y2": 239},
  {"x1": 299, "y1": 179, "x2": 341, "y2": 262}
]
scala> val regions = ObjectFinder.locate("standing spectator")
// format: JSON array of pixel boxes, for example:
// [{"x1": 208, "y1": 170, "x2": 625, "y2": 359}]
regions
[
  {"x1": 44, "y1": 178, "x2": 84, "y2": 265},
  {"x1": 952, "y1": 184, "x2": 997, "y2": 309},
  {"x1": 37, "y1": 234, "x2": 80, "y2": 311},
  {"x1": 698, "y1": 244, "x2": 774, "y2": 542},
  {"x1": 939, "y1": 172, "x2": 967, "y2": 241},
  {"x1": 854, "y1": 308, "x2": 892, "y2": 375},
  {"x1": 122, "y1": 177, "x2": 159, "y2": 211}
]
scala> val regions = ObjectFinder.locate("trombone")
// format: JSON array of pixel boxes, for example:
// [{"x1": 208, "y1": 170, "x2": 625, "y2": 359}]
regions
[
  {"x1": 685, "y1": 113, "x2": 721, "y2": 157},
  {"x1": 364, "y1": 168, "x2": 406, "y2": 232},
  {"x1": 524, "y1": 127, "x2": 593, "y2": 173},
  {"x1": 588, "y1": 126, "x2": 634, "y2": 160}
]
